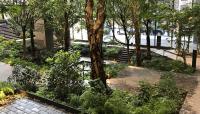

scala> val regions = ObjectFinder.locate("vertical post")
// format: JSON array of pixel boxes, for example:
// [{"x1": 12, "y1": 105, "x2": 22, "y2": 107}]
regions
[
  {"x1": 154, "y1": 20, "x2": 157, "y2": 46},
  {"x1": 192, "y1": 50, "x2": 197, "y2": 69},
  {"x1": 157, "y1": 33, "x2": 161, "y2": 48}
]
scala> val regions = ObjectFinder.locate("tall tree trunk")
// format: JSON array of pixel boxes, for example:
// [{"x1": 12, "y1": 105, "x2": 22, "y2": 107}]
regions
[
  {"x1": 44, "y1": 18, "x2": 54, "y2": 50},
  {"x1": 122, "y1": 24, "x2": 130, "y2": 64},
  {"x1": 30, "y1": 18, "x2": 35, "y2": 57},
  {"x1": 22, "y1": 26, "x2": 26, "y2": 56},
  {"x1": 132, "y1": 0, "x2": 141, "y2": 66},
  {"x1": 176, "y1": 22, "x2": 182, "y2": 55},
  {"x1": 85, "y1": 0, "x2": 107, "y2": 86},
  {"x1": 187, "y1": 35, "x2": 190, "y2": 53},
  {"x1": 146, "y1": 20, "x2": 151, "y2": 60},
  {"x1": 64, "y1": 12, "x2": 70, "y2": 51},
  {"x1": 112, "y1": 19, "x2": 116, "y2": 41},
  {"x1": 1, "y1": 12, "x2": 4, "y2": 20},
  {"x1": 134, "y1": 20, "x2": 141, "y2": 66}
]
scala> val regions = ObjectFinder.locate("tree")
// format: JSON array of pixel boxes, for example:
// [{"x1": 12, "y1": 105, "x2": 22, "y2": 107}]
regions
[
  {"x1": 141, "y1": 0, "x2": 157, "y2": 60},
  {"x1": 8, "y1": 0, "x2": 32, "y2": 56},
  {"x1": 131, "y1": 0, "x2": 142, "y2": 66},
  {"x1": 0, "y1": 2, "x2": 8, "y2": 19},
  {"x1": 85, "y1": 0, "x2": 107, "y2": 86},
  {"x1": 106, "y1": 0, "x2": 133, "y2": 64}
]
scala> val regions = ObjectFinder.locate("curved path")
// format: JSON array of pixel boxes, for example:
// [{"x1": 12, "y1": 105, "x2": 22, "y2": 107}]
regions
[{"x1": 0, "y1": 62, "x2": 12, "y2": 82}]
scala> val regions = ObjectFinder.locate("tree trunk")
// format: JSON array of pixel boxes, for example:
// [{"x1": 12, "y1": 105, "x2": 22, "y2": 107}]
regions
[
  {"x1": 44, "y1": 18, "x2": 54, "y2": 50},
  {"x1": 134, "y1": 20, "x2": 141, "y2": 66},
  {"x1": 112, "y1": 19, "x2": 116, "y2": 41},
  {"x1": 64, "y1": 12, "x2": 70, "y2": 51},
  {"x1": 85, "y1": 0, "x2": 107, "y2": 86},
  {"x1": 1, "y1": 12, "x2": 4, "y2": 20},
  {"x1": 176, "y1": 22, "x2": 182, "y2": 55},
  {"x1": 132, "y1": 0, "x2": 141, "y2": 66},
  {"x1": 122, "y1": 24, "x2": 130, "y2": 64},
  {"x1": 146, "y1": 20, "x2": 151, "y2": 60},
  {"x1": 187, "y1": 35, "x2": 190, "y2": 53},
  {"x1": 22, "y1": 26, "x2": 26, "y2": 56},
  {"x1": 30, "y1": 18, "x2": 35, "y2": 57}
]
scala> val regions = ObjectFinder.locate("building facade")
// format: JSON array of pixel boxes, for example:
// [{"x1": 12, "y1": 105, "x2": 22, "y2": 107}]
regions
[{"x1": 175, "y1": 0, "x2": 200, "y2": 10}]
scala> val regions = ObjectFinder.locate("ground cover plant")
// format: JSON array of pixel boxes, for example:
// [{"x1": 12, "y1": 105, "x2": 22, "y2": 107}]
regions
[
  {"x1": 143, "y1": 56, "x2": 194, "y2": 74},
  {"x1": 105, "y1": 63, "x2": 127, "y2": 78},
  {"x1": 131, "y1": 50, "x2": 194, "y2": 74}
]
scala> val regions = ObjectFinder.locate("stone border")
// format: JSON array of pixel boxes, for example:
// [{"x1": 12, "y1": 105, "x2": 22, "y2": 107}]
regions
[{"x1": 26, "y1": 92, "x2": 82, "y2": 114}]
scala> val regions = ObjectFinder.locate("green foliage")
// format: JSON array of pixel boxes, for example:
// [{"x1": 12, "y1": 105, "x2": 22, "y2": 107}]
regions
[
  {"x1": 69, "y1": 94, "x2": 81, "y2": 108},
  {"x1": 151, "y1": 98, "x2": 177, "y2": 114},
  {"x1": 134, "y1": 72, "x2": 184, "y2": 113},
  {"x1": 0, "y1": 82, "x2": 14, "y2": 100},
  {"x1": 35, "y1": 87, "x2": 55, "y2": 100},
  {"x1": 103, "y1": 47, "x2": 122, "y2": 60},
  {"x1": 71, "y1": 44, "x2": 90, "y2": 56},
  {"x1": 9, "y1": 65, "x2": 40, "y2": 92},
  {"x1": 80, "y1": 89, "x2": 107, "y2": 114},
  {"x1": 0, "y1": 87, "x2": 14, "y2": 95},
  {"x1": 0, "y1": 91, "x2": 6, "y2": 100},
  {"x1": 0, "y1": 36, "x2": 21, "y2": 60},
  {"x1": 133, "y1": 105, "x2": 153, "y2": 114},
  {"x1": 104, "y1": 90, "x2": 134, "y2": 114},
  {"x1": 143, "y1": 57, "x2": 194, "y2": 74},
  {"x1": 4, "y1": 57, "x2": 39, "y2": 70},
  {"x1": 105, "y1": 63, "x2": 127, "y2": 78},
  {"x1": 47, "y1": 50, "x2": 84, "y2": 99},
  {"x1": 134, "y1": 81, "x2": 153, "y2": 106}
]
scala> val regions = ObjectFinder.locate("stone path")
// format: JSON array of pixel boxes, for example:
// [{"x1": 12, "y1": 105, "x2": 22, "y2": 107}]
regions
[
  {"x1": 0, "y1": 98, "x2": 70, "y2": 114},
  {"x1": 0, "y1": 62, "x2": 12, "y2": 82}
]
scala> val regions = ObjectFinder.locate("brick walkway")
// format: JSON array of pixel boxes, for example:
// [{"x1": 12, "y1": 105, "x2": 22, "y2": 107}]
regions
[{"x1": 0, "y1": 98, "x2": 70, "y2": 114}]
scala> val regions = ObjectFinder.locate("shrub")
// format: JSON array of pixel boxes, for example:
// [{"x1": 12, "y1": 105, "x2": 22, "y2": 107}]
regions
[
  {"x1": 9, "y1": 65, "x2": 40, "y2": 92},
  {"x1": 157, "y1": 73, "x2": 182, "y2": 101},
  {"x1": 143, "y1": 57, "x2": 194, "y2": 74},
  {"x1": 0, "y1": 36, "x2": 21, "y2": 60},
  {"x1": 0, "y1": 91, "x2": 6, "y2": 100},
  {"x1": 134, "y1": 81, "x2": 153, "y2": 106},
  {"x1": 105, "y1": 63, "x2": 127, "y2": 78},
  {"x1": 104, "y1": 90, "x2": 134, "y2": 114},
  {"x1": 103, "y1": 47, "x2": 122, "y2": 60},
  {"x1": 1, "y1": 87, "x2": 14, "y2": 95},
  {"x1": 47, "y1": 50, "x2": 84, "y2": 99},
  {"x1": 152, "y1": 98, "x2": 177, "y2": 114},
  {"x1": 133, "y1": 105, "x2": 152, "y2": 114},
  {"x1": 69, "y1": 94, "x2": 81, "y2": 108},
  {"x1": 80, "y1": 89, "x2": 107, "y2": 114},
  {"x1": 4, "y1": 57, "x2": 39, "y2": 69},
  {"x1": 71, "y1": 44, "x2": 89, "y2": 56}
]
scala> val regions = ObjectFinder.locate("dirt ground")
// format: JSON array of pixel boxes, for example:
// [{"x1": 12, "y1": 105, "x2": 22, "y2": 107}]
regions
[
  {"x1": 107, "y1": 66, "x2": 198, "y2": 93},
  {"x1": 107, "y1": 66, "x2": 161, "y2": 92},
  {"x1": 107, "y1": 65, "x2": 199, "y2": 114}
]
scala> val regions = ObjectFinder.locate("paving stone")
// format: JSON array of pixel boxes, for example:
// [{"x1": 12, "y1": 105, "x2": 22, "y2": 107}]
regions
[
  {"x1": 32, "y1": 107, "x2": 40, "y2": 112},
  {"x1": 38, "y1": 111, "x2": 48, "y2": 114},
  {"x1": 7, "y1": 111, "x2": 16, "y2": 114},
  {"x1": 16, "y1": 110, "x2": 24, "y2": 114},
  {"x1": 0, "y1": 98, "x2": 69, "y2": 114}
]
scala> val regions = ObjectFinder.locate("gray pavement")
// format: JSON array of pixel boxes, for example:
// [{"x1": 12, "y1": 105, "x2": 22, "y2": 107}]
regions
[
  {"x1": 0, "y1": 62, "x2": 12, "y2": 82},
  {"x1": 0, "y1": 98, "x2": 70, "y2": 114}
]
